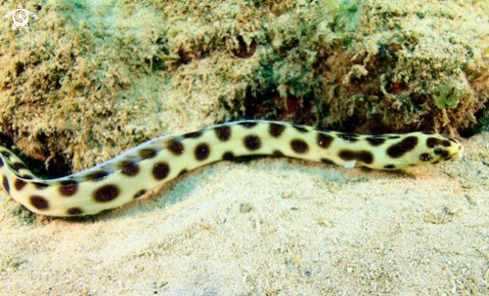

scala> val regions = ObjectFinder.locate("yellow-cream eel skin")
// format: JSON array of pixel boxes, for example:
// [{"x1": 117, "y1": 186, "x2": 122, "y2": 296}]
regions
[{"x1": 0, "y1": 120, "x2": 463, "y2": 217}]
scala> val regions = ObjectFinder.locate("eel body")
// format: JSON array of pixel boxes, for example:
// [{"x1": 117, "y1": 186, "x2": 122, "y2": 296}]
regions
[{"x1": 0, "y1": 120, "x2": 463, "y2": 217}]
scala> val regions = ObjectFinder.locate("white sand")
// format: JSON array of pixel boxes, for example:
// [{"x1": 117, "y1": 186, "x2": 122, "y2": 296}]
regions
[{"x1": 0, "y1": 133, "x2": 487, "y2": 295}]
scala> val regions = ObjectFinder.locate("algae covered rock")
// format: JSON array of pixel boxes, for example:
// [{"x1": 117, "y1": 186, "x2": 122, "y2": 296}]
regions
[
  {"x1": 323, "y1": 0, "x2": 488, "y2": 135},
  {"x1": 0, "y1": 0, "x2": 487, "y2": 173}
]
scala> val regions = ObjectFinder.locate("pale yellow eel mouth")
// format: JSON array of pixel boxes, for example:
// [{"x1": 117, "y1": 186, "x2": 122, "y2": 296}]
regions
[{"x1": 0, "y1": 120, "x2": 463, "y2": 217}]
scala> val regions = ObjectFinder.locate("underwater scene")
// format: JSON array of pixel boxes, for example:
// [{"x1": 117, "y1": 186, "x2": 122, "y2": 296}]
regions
[{"x1": 0, "y1": 1, "x2": 487, "y2": 295}]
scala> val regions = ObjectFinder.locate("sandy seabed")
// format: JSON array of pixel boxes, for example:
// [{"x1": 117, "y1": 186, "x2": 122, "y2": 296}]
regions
[{"x1": 0, "y1": 133, "x2": 487, "y2": 296}]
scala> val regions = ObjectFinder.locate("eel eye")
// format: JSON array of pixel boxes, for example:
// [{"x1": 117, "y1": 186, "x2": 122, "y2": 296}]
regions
[
  {"x1": 434, "y1": 148, "x2": 450, "y2": 158},
  {"x1": 441, "y1": 140, "x2": 451, "y2": 147}
]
